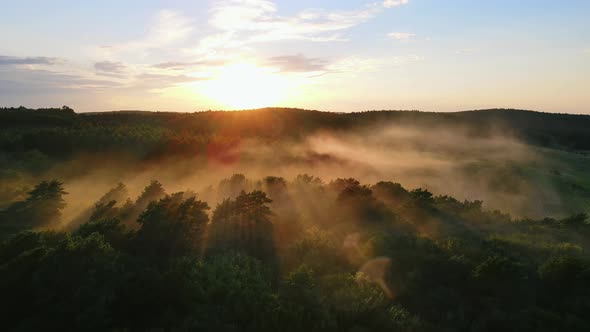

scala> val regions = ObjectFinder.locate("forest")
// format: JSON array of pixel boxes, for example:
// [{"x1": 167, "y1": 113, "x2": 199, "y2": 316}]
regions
[{"x1": 1, "y1": 107, "x2": 590, "y2": 331}]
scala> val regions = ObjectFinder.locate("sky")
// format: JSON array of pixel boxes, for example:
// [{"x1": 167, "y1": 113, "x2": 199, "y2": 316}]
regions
[{"x1": 0, "y1": 0, "x2": 589, "y2": 113}]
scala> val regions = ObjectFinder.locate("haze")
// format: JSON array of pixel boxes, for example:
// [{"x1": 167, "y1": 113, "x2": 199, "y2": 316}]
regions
[{"x1": 2, "y1": 2, "x2": 590, "y2": 330}]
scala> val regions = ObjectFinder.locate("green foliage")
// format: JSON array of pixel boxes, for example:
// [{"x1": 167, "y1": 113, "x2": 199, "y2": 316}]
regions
[
  {"x1": 75, "y1": 218, "x2": 129, "y2": 250},
  {"x1": 372, "y1": 181, "x2": 410, "y2": 207},
  {"x1": 0, "y1": 179, "x2": 67, "y2": 232},
  {"x1": 1, "y1": 169, "x2": 590, "y2": 330},
  {"x1": 331, "y1": 178, "x2": 395, "y2": 226},
  {"x1": 89, "y1": 200, "x2": 119, "y2": 221},
  {"x1": 559, "y1": 213, "x2": 589, "y2": 227},
  {"x1": 135, "y1": 180, "x2": 166, "y2": 209},
  {"x1": 538, "y1": 253, "x2": 589, "y2": 285},
  {"x1": 285, "y1": 233, "x2": 351, "y2": 275},
  {"x1": 134, "y1": 192, "x2": 209, "y2": 259},
  {"x1": 180, "y1": 253, "x2": 278, "y2": 331},
  {"x1": 0, "y1": 231, "x2": 120, "y2": 331},
  {"x1": 207, "y1": 191, "x2": 275, "y2": 263},
  {"x1": 96, "y1": 182, "x2": 129, "y2": 206},
  {"x1": 277, "y1": 265, "x2": 334, "y2": 332},
  {"x1": 23, "y1": 179, "x2": 67, "y2": 222}
]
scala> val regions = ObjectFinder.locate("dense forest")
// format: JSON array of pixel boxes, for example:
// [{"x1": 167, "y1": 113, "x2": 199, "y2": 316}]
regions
[
  {"x1": 1, "y1": 106, "x2": 589, "y2": 217},
  {"x1": 1, "y1": 107, "x2": 590, "y2": 331},
  {"x1": 2, "y1": 106, "x2": 590, "y2": 160}
]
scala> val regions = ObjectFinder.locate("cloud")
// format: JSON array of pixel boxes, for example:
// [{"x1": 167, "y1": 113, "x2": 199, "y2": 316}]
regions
[
  {"x1": 388, "y1": 32, "x2": 415, "y2": 40},
  {"x1": 150, "y1": 9, "x2": 194, "y2": 45},
  {"x1": 0, "y1": 62, "x2": 199, "y2": 97},
  {"x1": 98, "y1": 9, "x2": 194, "y2": 56},
  {"x1": 200, "y1": 0, "x2": 388, "y2": 51},
  {"x1": 327, "y1": 57, "x2": 382, "y2": 74},
  {"x1": 327, "y1": 54, "x2": 423, "y2": 75},
  {"x1": 0, "y1": 67, "x2": 122, "y2": 94},
  {"x1": 135, "y1": 73, "x2": 198, "y2": 84},
  {"x1": 0, "y1": 55, "x2": 125, "y2": 93},
  {"x1": 264, "y1": 53, "x2": 423, "y2": 78},
  {"x1": 151, "y1": 59, "x2": 226, "y2": 70},
  {"x1": 131, "y1": 73, "x2": 208, "y2": 91},
  {"x1": 1, "y1": 3, "x2": 417, "y2": 102},
  {"x1": 94, "y1": 61, "x2": 126, "y2": 73},
  {"x1": 0, "y1": 55, "x2": 59, "y2": 66},
  {"x1": 95, "y1": 2, "x2": 412, "y2": 84},
  {"x1": 383, "y1": 0, "x2": 409, "y2": 8},
  {"x1": 266, "y1": 54, "x2": 328, "y2": 72}
]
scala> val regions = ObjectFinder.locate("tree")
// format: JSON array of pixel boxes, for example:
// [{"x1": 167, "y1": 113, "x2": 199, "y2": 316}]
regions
[
  {"x1": 285, "y1": 233, "x2": 350, "y2": 276},
  {"x1": 560, "y1": 213, "x2": 589, "y2": 227},
  {"x1": 277, "y1": 265, "x2": 334, "y2": 332},
  {"x1": 2, "y1": 180, "x2": 68, "y2": 229},
  {"x1": 206, "y1": 191, "x2": 275, "y2": 263},
  {"x1": 218, "y1": 173, "x2": 251, "y2": 199},
  {"x1": 134, "y1": 192, "x2": 209, "y2": 259},
  {"x1": 171, "y1": 253, "x2": 278, "y2": 331},
  {"x1": 123, "y1": 180, "x2": 167, "y2": 226},
  {"x1": 371, "y1": 181, "x2": 410, "y2": 208},
  {"x1": 0, "y1": 232, "x2": 120, "y2": 331},
  {"x1": 96, "y1": 182, "x2": 129, "y2": 206},
  {"x1": 261, "y1": 176, "x2": 302, "y2": 247},
  {"x1": 89, "y1": 200, "x2": 120, "y2": 222},
  {"x1": 135, "y1": 180, "x2": 166, "y2": 209},
  {"x1": 331, "y1": 178, "x2": 394, "y2": 225},
  {"x1": 76, "y1": 218, "x2": 128, "y2": 250},
  {"x1": 26, "y1": 180, "x2": 67, "y2": 221}
]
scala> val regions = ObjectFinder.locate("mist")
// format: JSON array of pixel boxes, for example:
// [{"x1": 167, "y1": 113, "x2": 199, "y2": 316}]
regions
[
  {"x1": 29, "y1": 120, "x2": 559, "y2": 227},
  {"x1": 2, "y1": 108, "x2": 589, "y2": 331}
]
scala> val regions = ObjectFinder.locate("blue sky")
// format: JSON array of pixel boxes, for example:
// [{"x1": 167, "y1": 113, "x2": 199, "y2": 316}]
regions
[{"x1": 1, "y1": 0, "x2": 589, "y2": 113}]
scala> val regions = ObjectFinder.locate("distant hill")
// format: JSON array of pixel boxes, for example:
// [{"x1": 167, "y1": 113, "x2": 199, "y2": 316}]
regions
[
  {"x1": 1, "y1": 107, "x2": 589, "y2": 155},
  {"x1": 1, "y1": 106, "x2": 589, "y2": 219}
]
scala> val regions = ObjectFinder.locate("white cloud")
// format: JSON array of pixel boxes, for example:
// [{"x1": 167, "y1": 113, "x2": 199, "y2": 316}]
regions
[
  {"x1": 383, "y1": 0, "x2": 409, "y2": 8},
  {"x1": 327, "y1": 54, "x2": 422, "y2": 75},
  {"x1": 388, "y1": 32, "x2": 416, "y2": 40},
  {"x1": 267, "y1": 54, "x2": 328, "y2": 73},
  {"x1": 0, "y1": 66, "x2": 122, "y2": 93},
  {"x1": 97, "y1": 9, "x2": 194, "y2": 57},
  {"x1": 0, "y1": 55, "x2": 60, "y2": 66},
  {"x1": 150, "y1": 10, "x2": 194, "y2": 45},
  {"x1": 95, "y1": 2, "x2": 412, "y2": 78},
  {"x1": 201, "y1": 0, "x2": 385, "y2": 50},
  {"x1": 7, "y1": 2, "x2": 418, "y2": 101},
  {"x1": 94, "y1": 61, "x2": 126, "y2": 73}
]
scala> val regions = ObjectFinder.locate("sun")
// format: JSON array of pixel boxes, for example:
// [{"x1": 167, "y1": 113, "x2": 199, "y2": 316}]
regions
[{"x1": 201, "y1": 62, "x2": 291, "y2": 110}]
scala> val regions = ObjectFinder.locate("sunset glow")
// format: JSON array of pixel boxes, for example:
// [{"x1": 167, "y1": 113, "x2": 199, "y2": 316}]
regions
[
  {"x1": 0, "y1": 1, "x2": 588, "y2": 113},
  {"x1": 201, "y1": 63, "x2": 291, "y2": 109},
  {"x1": 2, "y1": 1, "x2": 590, "y2": 329}
]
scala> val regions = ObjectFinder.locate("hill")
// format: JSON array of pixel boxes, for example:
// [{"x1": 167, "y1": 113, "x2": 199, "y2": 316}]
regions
[
  {"x1": 1, "y1": 106, "x2": 590, "y2": 331},
  {"x1": 2, "y1": 107, "x2": 589, "y2": 154},
  {"x1": 0, "y1": 106, "x2": 589, "y2": 219}
]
